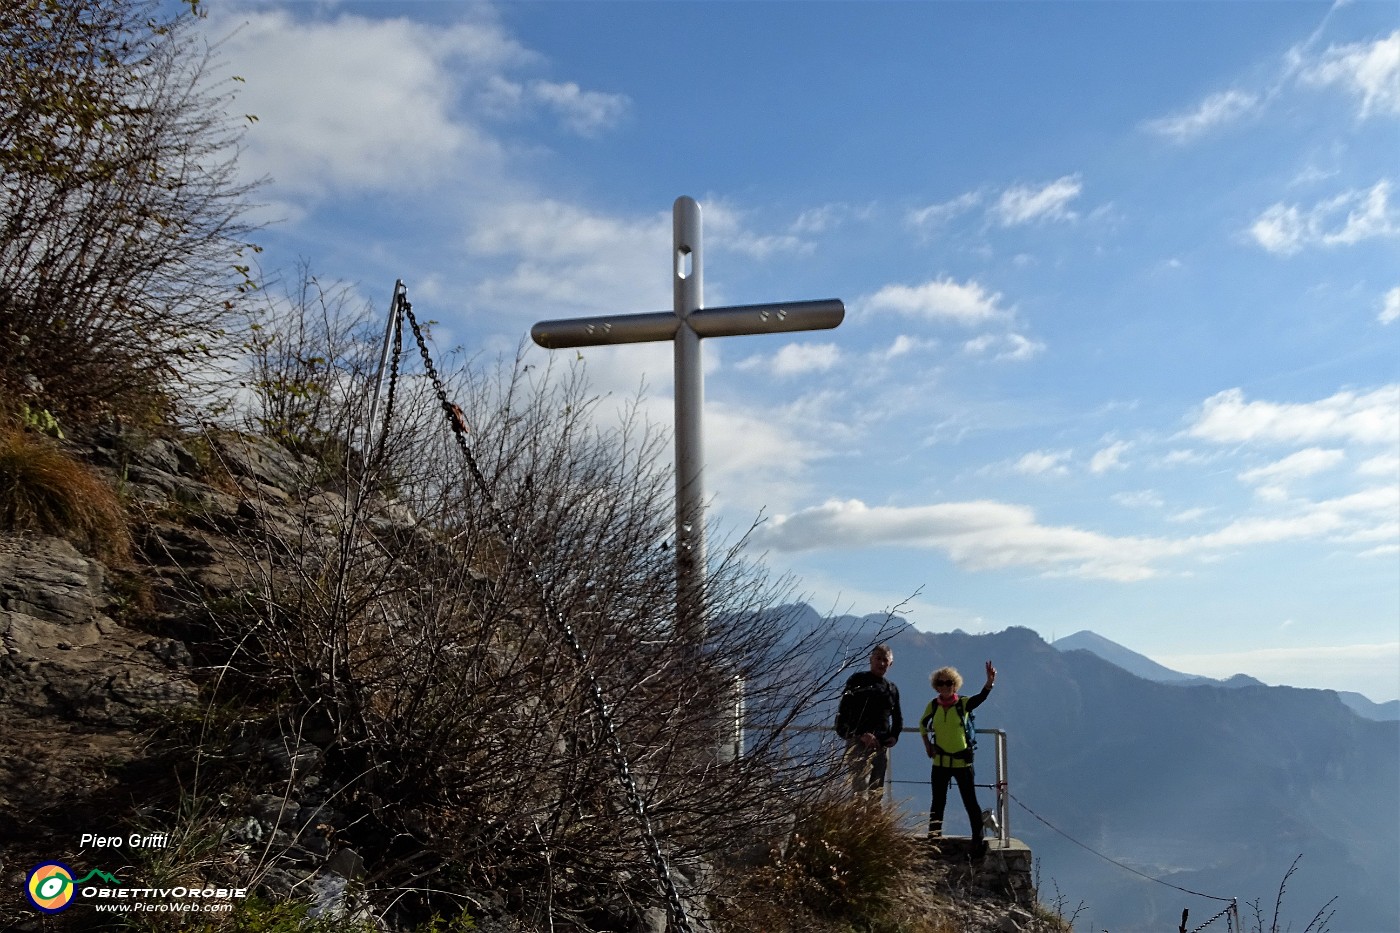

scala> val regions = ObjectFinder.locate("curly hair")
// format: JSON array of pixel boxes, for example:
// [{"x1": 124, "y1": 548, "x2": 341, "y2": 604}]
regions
[{"x1": 929, "y1": 666, "x2": 963, "y2": 691}]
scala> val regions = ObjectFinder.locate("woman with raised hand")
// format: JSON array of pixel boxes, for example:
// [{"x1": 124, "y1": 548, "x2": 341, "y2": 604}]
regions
[{"x1": 920, "y1": 660, "x2": 997, "y2": 854}]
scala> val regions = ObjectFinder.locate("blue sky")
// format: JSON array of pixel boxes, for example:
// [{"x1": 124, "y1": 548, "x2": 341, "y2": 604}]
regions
[{"x1": 200, "y1": 1, "x2": 1399, "y2": 702}]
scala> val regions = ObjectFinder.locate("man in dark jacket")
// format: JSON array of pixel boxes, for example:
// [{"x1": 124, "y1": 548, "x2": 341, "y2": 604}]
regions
[{"x1": 834, "y1": 643, "x2": 903, "y2": 799}]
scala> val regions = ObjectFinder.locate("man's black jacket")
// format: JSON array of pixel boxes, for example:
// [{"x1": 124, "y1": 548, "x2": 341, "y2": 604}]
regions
[{"x1": 834, "y1": 671, "x2": 903, "y2": 745}]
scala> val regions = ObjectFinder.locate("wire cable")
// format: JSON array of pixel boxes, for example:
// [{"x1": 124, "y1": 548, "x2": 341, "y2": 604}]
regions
[{"x1": 1008, "y1": 791, "x2": 1235, "y2": 904}]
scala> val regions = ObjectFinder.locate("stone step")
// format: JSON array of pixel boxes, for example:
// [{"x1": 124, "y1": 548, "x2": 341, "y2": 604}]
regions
[{"x1": 916, "y1": 835, "x2": 1033, "y2": 868}]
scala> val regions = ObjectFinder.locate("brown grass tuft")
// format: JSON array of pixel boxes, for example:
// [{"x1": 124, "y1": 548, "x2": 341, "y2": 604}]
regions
[
  {"x1": 715, "y1": 792, "x2": 937, "y2": 931},
  {"x1": 0, "y1": 427, "x2": 131, "y2": 561}
]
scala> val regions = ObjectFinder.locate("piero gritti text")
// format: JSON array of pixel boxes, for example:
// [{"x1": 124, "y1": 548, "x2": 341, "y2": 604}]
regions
[{"x1": 80, "y1": 833, "x2": 170, "y2": 849}]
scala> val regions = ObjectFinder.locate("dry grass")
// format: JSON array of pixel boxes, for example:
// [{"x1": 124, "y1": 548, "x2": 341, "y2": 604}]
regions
[
  {"x1": 715, "y1": 792, "x2": 950, "y2": 933},
  {"x1": 0, "y1": 426, "x2": 130, "y2": 561}
]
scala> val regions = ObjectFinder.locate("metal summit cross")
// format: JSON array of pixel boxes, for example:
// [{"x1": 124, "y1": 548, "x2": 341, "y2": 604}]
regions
[{"x1": 531, "y1": 196, "x2": 844, "y2": 644}]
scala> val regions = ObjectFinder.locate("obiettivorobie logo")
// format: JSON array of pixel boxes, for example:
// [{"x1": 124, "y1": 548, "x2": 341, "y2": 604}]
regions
[
  {"x1": 24, "y1": 856, "x2": 248, "y2": 916},
  {"x1": 25, "y1": 863, "x2": 122, "y2": 913}
]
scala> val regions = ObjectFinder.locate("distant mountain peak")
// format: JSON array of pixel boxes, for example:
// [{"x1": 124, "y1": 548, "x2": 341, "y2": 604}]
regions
[{"x1": 1051, "y1": 630, "x2": 1201, "y2": 684}]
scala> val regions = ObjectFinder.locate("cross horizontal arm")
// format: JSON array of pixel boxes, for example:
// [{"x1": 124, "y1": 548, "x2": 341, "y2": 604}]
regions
[
  {"x1": 688, "y1": 298, "x2": 844, "y2": 339},
  {"x1": 531, "y1": 299, "x2": 844, "y2": 350},
  {"x1": 531, "y1": 312, "x2": 679, "y2": 349}
]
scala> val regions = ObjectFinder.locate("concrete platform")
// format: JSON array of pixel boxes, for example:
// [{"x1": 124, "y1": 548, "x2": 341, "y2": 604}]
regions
[{"x1": 916, "y1": 835, "x2": 1036, "y2": 906}]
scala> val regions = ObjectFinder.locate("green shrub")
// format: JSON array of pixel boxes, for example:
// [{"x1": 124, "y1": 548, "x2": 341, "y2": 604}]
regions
[
  {"x1": 20, "y1": 402, "x2": 64, "y2": 438},
  {"x1": 0, "y1": 427, "x2": 130, "y2": 560}
]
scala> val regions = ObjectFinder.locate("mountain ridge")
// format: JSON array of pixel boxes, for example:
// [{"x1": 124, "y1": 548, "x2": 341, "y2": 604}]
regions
[{"x1": 1051, "y1": 628, "x2": 1399, "y2": 721}]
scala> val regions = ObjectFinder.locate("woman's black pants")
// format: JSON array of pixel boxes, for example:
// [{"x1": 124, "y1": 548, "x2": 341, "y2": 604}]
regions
[{"x1": 929, "y1": 764, "x2": 983, "y2": 839}]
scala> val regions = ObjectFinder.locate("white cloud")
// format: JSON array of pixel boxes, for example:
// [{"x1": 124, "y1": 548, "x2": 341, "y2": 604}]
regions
[
  {"x1": 207, "y1": 5, "x2": 633, "y2": 203},
  {"x1": 1249, "y1": 180, "x2": 1400, "y2": 254},
  {"x1": 883, "y1": 335, "x2": 938, "y2": 359},
  {"x1": 863, "y1": 278, "x2": 1009, "y2": 325},
  {"x1": 1143, "y1": 89, "x2": 1259, "y2": 142},
  {"x1": 1113, "y1": 490, "x2": 1165, "y2": 510},
  {"x1": 483, "y1": 77, "x2": 629, "y2": 135},
  {"x1": 212, "y1": 9, "x2": 532, "y2": 196},
  {"x1": 702, "y1": 202, "x2": 813, "y2": 259},
  {"x1": 1089, "y1": 440, "x2": 1131, "y2": 474},
  {"x1": 908, "y1": 191, "x2": 983, "y2": 229},
  {"x1": 471, "y1": 198, "x2": 663, "y2": 261},
  {"x1": 705, "y1": 398, "x2": 848, "y2": 515},
  {"x1": 962, "y1": 332, "x2": 1044, "y2": 362},
  {"x1": 1358, "y1": 452, "x2": 1400, "y2": 478},
  {"x1": 1013, "y1": 450, "x2": 1072, "y2": 477},
  {"x1": 469, "y1": 199, "x2": 672, "y2": 317},
  {"x1": 707, "y1": 404, "x2": 824, "y2": 480},
  {"x1": 993, "y1": 176, "x2": 1083, "y2": 226},
  {"x1": 1004, "y1": 335, "x2": 1045, "y2": 362},
  {"x1": 1323, "y1": 181, "x2": 1400, "y2": 245},
  {"x1": 1290, "y1": 165, "x2": 1341, "y2": 188},
  {"x1": 754, "y1": 478, "x2": 1398, "y2": 583},
  {"x1": 791, "y1": 203, "x2": 860, "y2": 235},
  {"x1": 554, "y1": 367, "x2": 839, "y2": 519},
  {"x1": 1251, "y1": 484, "x2": 1291, "y2": 504},
  {"x1": 738, "y1": 342, "x2": 842, "y2": 377},
  {"x1": 1189, "y1": 385, "x2": 1400, "y2": 448},
  {"x1": 1184, "y1": 485, "x2": 1398, "y2": 552},
  {"x1": 753, "y1": 497, "x2": 1163, "y2": 581},
  {"x1": 1299, "y1": 30, "x2": 1400, "y2": 118},
  {"x1": 1162, "y1": 448, "x2": 1209, "y2": 467},
  {"x1": 524, "y1": 80, "x2": 629, "y2": 135},
  {"x1": 1238, "y1": 448, "x2": 1346, "y2": 485},
  {"x1": 1381, "y1": 287, "x2": 1400, "y2": 325},
  {"x1": 467, "y1": 196, "x2": 822, "y2": 325},
  {"x1": 1249, "y1": 204, "x2": 1308, "y2": 255}
]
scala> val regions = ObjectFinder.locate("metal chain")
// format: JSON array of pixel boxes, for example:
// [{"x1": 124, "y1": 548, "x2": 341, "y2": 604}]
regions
[
  {"x1": 396, "y1": 300, "x2": 696, "y2": 933},
  {"x1": 1189, "y1": 902, "x2": 1234, "y2": 933},
  {"x1": 372, "y1": 300, "x2": 404, "y2": 470}
]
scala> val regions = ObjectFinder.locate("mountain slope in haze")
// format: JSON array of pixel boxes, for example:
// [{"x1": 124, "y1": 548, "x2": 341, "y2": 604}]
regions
[
  {"x1": 1053, "y1": 629, "x2": 1398, "y2": 721},
  {"x1": 1335, "y1": 691, "x2": 1400, "y2": 721}
]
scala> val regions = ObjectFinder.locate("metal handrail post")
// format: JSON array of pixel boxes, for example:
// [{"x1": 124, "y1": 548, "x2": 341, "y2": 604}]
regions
[
  {"x1": 968, "y1": 728, "x2": 1010, "y2": 845},
  {"x1": 990, "y1": 728, "x2": 1010, "y2": 845}
]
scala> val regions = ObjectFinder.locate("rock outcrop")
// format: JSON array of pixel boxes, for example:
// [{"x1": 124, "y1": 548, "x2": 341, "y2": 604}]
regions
[{"x1": 0, "y1": 531, "x2": 198, "y2": 839}]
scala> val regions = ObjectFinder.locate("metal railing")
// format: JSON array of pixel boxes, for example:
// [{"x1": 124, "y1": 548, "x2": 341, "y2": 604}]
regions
[
  {"x1": 779, "y1": 725, "x2": 1012, "y2": 847},
  {"x1": 891, "y1": 726, "x2": 1010, "y2": 847}
]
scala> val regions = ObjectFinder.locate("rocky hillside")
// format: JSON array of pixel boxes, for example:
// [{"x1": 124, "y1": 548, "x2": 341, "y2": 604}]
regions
[
  {"x1": 0, "y1": 427, "x2": 1068, "y2": 933},
  {"x1": 0, "y1": 428, "x2": 441, "y2": 929}
]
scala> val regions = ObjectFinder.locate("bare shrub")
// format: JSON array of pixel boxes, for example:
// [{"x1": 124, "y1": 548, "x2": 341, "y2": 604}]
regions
[
  {"x1": 243, "y1": 270, "x2": 379, "y2": 463},
  {"x1": 1244, "y1": 855, "x2": 1336, "y2": 933},
  {"x1": 0, "y1": 0, "x2": 261, "y2": 427},
  {"x1": 190, "y1": 290, "x2": 897, "y2": 929}
]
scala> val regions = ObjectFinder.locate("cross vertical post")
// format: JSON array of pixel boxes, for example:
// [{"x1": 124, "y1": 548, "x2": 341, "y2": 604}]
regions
[
  {"x1": 672, "y1": 197, "x2": 705, "y2": 645},
  {"x1": 531, "y1": 196, "x2": 844, "y2": 650}
]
